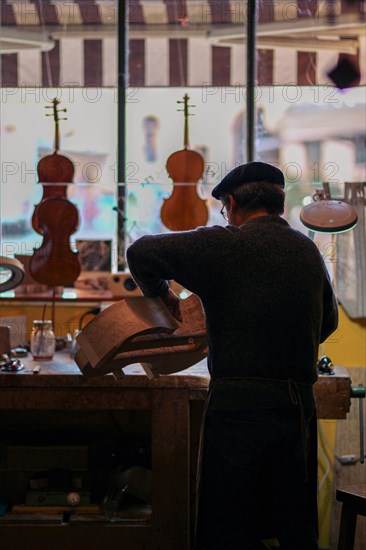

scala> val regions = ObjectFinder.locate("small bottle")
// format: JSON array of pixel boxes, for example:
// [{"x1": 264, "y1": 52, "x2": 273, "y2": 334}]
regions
[{"x1": 30, "y1": 320, "x2": 56, "y2": 360}]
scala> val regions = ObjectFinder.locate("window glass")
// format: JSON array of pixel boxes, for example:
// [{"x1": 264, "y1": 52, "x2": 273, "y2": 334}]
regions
[
  {"x1": 125, "y1": 85, "x2": 365, "y2": 237},
  {"x1": 1, "y1": 0, "x2": 365, "y2": 278},
  {"x1": 1, "y1": 0, "x2": 118, "y2": 267},
  {"x1": 1, "y1": 88, "x2": 117, "y2": 253},
  {"x1": 125, "y1": 0, "x2": 365, "y2": 251}
]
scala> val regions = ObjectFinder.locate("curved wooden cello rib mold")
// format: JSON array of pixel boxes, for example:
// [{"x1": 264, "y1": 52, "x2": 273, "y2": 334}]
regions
[{"x1": 75, "y1": 294, "x2": 208, "y2": 379}]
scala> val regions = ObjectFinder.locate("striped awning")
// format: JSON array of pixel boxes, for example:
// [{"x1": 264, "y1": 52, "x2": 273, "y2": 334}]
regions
[
  {"x1": 1, "y1": 0, "x2": 364, "y2": 87},
  {"x1": 1, "y1": 0, "x2": 362, "y2": 27}
]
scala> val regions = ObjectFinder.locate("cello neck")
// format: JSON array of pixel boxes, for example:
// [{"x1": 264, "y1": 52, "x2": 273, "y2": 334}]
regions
[
  {"x1": 52, "y1": 98, "x2": 60, "y2": 154},
  {"x1": 178, "y1": 93, "x2": 192, "y2": 149},
  {"x1": 54, "y1": 117, "x2": 60, "y2": 154},
  {"x1": 183, "y1": 94, "x2": 189, "y2": 148},
  {"x1": 45, "y1": 97, "x2": 67, "y2": 154}
]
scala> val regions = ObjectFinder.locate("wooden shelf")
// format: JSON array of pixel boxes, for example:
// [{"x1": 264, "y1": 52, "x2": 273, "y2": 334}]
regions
[{"x1": 2, "y1": 505, "x2": 152, "y2": 525}]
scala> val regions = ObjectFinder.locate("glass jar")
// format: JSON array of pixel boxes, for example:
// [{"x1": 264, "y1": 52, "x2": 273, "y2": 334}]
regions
[{"x1": 30, "y1": 320, "x2": 56, "y2": 360}]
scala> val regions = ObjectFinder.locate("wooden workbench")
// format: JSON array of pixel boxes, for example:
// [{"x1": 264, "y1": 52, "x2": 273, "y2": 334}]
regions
[{"x1": 0, "y1": 354, "x2": 351, "y2": 550}]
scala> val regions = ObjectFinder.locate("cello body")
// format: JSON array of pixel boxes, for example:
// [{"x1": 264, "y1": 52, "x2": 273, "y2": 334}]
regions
[{"x1": 30, "y1": 197, "x2": 80, "y2": 286}]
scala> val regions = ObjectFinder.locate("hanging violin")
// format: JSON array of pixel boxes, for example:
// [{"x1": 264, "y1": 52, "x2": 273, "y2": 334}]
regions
[
  {"x1": 30, "y1": 98, "x2": 80, "y2": 287},
  {"x1": 160, "y1": 94, "x2": 208, "y2": 231}
]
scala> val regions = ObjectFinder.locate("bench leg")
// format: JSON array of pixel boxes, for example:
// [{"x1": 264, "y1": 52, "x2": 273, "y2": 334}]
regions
[{"x1": 338, "y1": 505, "x2": 357, "y2": 550}]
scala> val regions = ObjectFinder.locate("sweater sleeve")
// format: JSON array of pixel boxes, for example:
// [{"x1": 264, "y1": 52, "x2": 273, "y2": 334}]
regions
[
  {"x1": 319, "y1": 267, "x2": 339, "y2": 343},
  {"x1": 126, "y1": 228, "x2": 211, "y2": 297}
]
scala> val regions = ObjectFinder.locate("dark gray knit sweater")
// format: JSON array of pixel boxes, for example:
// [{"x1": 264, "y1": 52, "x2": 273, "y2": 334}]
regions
[{"x1": 127, "y1": 216, "x2": 338, "y2": 384}]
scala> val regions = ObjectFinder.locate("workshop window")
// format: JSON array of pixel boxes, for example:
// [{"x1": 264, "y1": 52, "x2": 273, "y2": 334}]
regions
[{"x1": 1, "y1": 0, "x2": 365, "y2": 279}]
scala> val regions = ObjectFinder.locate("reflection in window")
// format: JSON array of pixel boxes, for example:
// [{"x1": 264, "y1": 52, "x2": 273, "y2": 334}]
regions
[
  {"x1": 305, "y1": 141, "x2": 322, "y2": 182},
  {"x1": 354, "y1": 135, "x2": 366, "y2": 165},
  {"x1": 232, "y1": 111, "x2": 246, "y2": 166},
  {"x1": 143, "y1": 116, "x2": 160, "y2": 163}
]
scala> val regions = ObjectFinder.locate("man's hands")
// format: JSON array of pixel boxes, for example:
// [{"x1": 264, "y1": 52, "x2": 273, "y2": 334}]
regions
[{"x1": 161, "y1": 288, "x2": 183, "y2": 322}]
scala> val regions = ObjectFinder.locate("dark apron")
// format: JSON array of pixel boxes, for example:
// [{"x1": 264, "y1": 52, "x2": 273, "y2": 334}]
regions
[{"x1": 195, "y1": 376, "x2": 319, "y2": 541}]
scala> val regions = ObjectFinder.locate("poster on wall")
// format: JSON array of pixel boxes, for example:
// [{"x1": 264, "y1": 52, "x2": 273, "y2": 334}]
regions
[{"x1": 76, "y1": 239, "x2": 112, "y2": 272}]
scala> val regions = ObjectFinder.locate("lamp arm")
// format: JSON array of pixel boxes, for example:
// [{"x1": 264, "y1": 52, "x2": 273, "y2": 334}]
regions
[{"x1": 323, "y1": 182, "x2": 331, "y2": 200}]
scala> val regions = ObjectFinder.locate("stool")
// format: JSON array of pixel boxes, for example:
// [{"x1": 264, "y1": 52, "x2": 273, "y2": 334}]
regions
[{"x1": 336, "y1": 484, "x2": 366, "y2": 550}]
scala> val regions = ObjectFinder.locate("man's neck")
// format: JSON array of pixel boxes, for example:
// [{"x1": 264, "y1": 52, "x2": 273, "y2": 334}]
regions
[
  {"x1": 243, "y1": 210, "x2": 271, "y2": 222},
  {"x1": 233, "y1": 210, "x2": 272, "y2": 226}
]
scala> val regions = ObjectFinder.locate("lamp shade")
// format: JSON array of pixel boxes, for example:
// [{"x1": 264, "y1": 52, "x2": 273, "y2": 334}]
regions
[
  {"x1": 0, "y1": 256, "x2": 25, "y2": 292},
  {"x1": 300, "y1": 199, "x2": 358, "y2": 233}
]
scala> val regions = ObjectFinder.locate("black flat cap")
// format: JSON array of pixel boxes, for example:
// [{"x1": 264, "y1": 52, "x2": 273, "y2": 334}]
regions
[{"x1": 211, "y1": 161, "x2": 285, "y2": 199}]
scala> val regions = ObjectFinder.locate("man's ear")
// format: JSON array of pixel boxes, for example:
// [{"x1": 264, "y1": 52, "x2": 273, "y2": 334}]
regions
[{"x1": 228, "y1": 194, "x2": 238, "y2": 212}]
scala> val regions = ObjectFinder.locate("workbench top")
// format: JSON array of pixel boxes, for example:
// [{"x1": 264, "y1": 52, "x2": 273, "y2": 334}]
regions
[
  {"x1": 0, "y1": 353, "x2": 351, "y2": 418},
  {"x1": 0, "y1": 351, "x2": 209, "y2": 388}
]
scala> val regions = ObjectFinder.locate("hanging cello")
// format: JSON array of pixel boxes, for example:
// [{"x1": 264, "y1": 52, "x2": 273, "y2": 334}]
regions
[
  {"x1": 160, "y1": 94, "x2": 208, "y2": 231},
  {"x1": 30, "y1": 98, "x2": 81, "y2": 287},
  {"x1": 32, "y1": 98, "x2": 75, "y2": 234}
]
